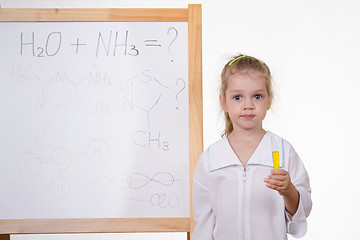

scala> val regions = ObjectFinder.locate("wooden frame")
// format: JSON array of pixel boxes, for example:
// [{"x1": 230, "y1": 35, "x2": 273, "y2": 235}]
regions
[{"x1": 0, "y1": 4, "x2": 202, "y2": 238}]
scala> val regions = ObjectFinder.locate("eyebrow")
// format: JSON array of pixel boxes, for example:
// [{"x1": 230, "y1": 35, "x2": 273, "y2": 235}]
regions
[
  {"x1": 228, "y1": 89, "x2": 267, "y2": 94},
  {"x1": 254, "y1": 90, "x2": 267, "y2": 93}
]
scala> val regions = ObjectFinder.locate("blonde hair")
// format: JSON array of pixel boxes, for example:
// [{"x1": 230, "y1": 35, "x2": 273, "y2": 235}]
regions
[{"x1": 220, "y1": 54, "x2": 273, "y2": 137}]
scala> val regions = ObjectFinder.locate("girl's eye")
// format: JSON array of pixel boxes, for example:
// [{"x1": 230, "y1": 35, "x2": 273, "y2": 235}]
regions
[
  {"x1": 233, "y1": 96, "x2": 242, "y2": 101},
  {"x1": 254, "y1": 94, "x2": 262, "y2": 100}
]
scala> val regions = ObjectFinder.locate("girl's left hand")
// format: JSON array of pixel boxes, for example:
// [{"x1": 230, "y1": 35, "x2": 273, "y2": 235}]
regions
[
  {"x1": 264, "y1": 169, "x2": 294, "y2": 197},
  {"x1": 264, "y1": 169, "x2": 300, "y2": 215}
]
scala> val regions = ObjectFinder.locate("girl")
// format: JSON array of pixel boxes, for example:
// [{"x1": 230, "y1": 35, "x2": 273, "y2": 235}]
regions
[{"x1": 192, "y1": 54, "x2": 312, "y2": 239}]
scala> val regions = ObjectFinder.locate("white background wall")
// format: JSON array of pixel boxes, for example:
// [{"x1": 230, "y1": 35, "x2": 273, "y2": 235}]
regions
[{"x1": 2, "y1": 0, "x2": 360, "y2": 239}]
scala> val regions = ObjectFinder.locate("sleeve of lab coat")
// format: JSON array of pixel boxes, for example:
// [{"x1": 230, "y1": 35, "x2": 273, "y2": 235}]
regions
[
  {"x1": 191, "y1": 153, "x2": 215, "y2": 240},
  {"x1": 285, "y1": 145, "x2": 312, "y2": 238}
]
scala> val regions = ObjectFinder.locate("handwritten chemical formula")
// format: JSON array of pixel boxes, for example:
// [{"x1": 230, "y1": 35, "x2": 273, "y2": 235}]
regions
[
  {"x1": 19, "y1": 27, "x2": 180, "y2": 59},
  {"x1": 0, "y1": 21, "x2": 190, "y2": 219}
]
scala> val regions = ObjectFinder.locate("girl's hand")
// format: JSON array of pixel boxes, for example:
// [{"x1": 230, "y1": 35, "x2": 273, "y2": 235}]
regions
[
  {"x1": 264, "y1": 169, "x2": 293, "y2": 196},
  {"x1": 264, "y1": 169, "x2": 300, "y2": 215}
]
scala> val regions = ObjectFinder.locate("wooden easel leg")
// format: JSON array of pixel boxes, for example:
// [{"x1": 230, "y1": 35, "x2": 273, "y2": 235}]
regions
[{"x1": 0, "y1": 234, "x2": 10, "y2": 240}]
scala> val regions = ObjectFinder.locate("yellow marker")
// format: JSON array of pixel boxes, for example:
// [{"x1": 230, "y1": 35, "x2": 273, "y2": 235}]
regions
[
  {"x1": 272, "y1": 151, "x2": 280, "y2": 169},
  {"x1": 271, "y1": 136, "x2": 281, "y2": 169}
]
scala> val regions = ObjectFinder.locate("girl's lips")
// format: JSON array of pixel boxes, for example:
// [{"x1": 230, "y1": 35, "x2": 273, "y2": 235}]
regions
[{"x1": 241, "y1": 114, "x2": 255, "y2": 119}]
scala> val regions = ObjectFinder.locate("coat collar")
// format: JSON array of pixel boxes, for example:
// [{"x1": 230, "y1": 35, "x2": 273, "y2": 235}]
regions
[{"x1": 208, "y1": 131, "x2": 277, "y2": 171}]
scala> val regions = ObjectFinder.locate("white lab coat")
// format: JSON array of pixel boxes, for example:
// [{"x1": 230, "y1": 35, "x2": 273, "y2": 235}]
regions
[{"x1": 192, "y1": 131, "x2": 312, "y2": 240}]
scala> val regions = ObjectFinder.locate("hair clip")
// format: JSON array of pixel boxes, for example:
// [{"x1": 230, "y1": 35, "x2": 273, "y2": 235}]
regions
[{"x1": 228, "y1": 55, "x2": 264, "y2": 66}]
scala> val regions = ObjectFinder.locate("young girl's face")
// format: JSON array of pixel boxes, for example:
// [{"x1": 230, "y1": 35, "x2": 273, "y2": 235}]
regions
[{"x1": 221, "y1": 71, "x2": 271, "y2": 133}]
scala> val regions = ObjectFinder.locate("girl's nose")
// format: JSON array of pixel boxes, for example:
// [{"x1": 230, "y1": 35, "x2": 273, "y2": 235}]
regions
[
  {"x1": 244, "y1": 105, "x2": 255, "y2": 110},
  {"x1": 243, "y1": 99, "x2": 255, "y2": 110}
]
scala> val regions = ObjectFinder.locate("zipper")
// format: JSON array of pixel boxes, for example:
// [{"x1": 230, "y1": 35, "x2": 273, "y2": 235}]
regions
[
  {"x1": 241, "y1": 166, "x2": 247, "y2": 239},
  {"x1": 243, "y1": 167, "x2": 247, "y2": 183}
]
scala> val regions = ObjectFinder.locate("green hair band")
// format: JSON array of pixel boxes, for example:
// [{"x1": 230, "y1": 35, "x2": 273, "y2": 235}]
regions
[{"x1": 228, "y1": 55, "x2": 264, "y2": 66}]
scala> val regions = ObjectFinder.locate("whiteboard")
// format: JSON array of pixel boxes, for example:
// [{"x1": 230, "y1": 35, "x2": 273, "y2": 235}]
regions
[{"x1": 0, "y1": 22, "x2": 189, "y2": 219}]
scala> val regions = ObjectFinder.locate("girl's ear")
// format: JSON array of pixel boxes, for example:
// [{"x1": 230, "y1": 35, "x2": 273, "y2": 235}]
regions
[
  {"x1": 267, "y1": 97, "x2": 272, "y2": 110},
  {"x1": 267, "y1": 102, "x2": 271, "y2": 110},
  {"x1": 220, "y1": 94, "x2": 228, "y2": 112}
]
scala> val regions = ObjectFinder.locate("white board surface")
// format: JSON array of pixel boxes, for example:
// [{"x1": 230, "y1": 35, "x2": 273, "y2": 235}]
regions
[{"x1": 0, "y1": 22, "x2": 189, "y2": 219}]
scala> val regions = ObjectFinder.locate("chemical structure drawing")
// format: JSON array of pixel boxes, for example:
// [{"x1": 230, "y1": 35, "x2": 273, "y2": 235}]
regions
[
  {"x1": 17, "y1": 148, "x2": 72, "y2": 180},
  {"x1": 17, "y1": 125, "x2": 111, "y2": 199},
  {"x1": 11, "y1": 64, "x2": 187, "y2": 129},
  {"x1": 92, "y1": 172, "x2": 180, "y2": 208},
  {"x1": 126, "y1": 69, "x2": 174, "y2": 127},
  {"x1": 17, "y1": 148, "x2": 72, "y2": 199},
  {"x1": 11, "y1": 63, "x2": 113, "y2": 112}
]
